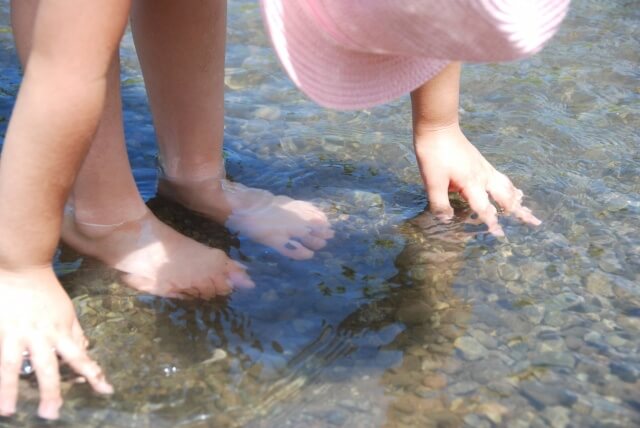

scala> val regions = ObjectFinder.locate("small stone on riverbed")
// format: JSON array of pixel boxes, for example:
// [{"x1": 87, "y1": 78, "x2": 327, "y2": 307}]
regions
[
  {"x1": 498, "y1": 264, "x2": 521, "y2": 281},
  {"x1": 202, "y1": 349, "x2": 227, "y2": 365},
  {"x1": 585, "y1": 272, "x2": 614, "y2": 297},
  {"x1": 531, "y1": 351, "x2": 575, "y2": 368},
  {"x1": 609, "y1": 361, "x2": 640, "y2": 383},
  {"x1": 454, "y1": 337, "x2": 487, "y2": 361},
  {"x1": 520, "y1": 382, "x2": 577, "y2": 409}
]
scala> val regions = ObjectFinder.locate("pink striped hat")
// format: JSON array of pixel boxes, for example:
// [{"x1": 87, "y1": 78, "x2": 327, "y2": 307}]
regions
[{"x1": 260, "y1": 0, "x2": 570, "y2": 110}]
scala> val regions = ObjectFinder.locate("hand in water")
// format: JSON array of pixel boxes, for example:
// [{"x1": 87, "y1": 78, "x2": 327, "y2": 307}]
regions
[
  {"x1": 414, "y1": 124, "x2": 541, "y2": 236},
  {"x1": 0, "y1": 267, "x2": 113, "y2": 420}
]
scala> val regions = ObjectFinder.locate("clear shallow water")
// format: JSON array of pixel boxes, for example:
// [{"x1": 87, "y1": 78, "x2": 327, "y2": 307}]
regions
[{"x1": 0, "y1": 1, "x2": 639, "y2": 427}]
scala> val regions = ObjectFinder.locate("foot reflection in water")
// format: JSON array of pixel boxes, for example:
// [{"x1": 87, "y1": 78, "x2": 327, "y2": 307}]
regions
[{"x1": 44, "y1": 202, "x2": 475, "y2": 427}]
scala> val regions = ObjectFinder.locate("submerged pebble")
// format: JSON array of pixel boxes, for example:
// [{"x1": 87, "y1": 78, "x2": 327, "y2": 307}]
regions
[
  {"x1": 6, "y1": 0, "x2": 636, "y2": 426},
  {"x1": 531, "y1": 351, "x2": 575, "y2": 369},
  {"x1": 454, "y1": 337, "x2": 487, "y2": 361},
  {"x1": 585, "y1": 272, "x2": 614, "y2": 297},
  {"x1": 520, "y1": 383, "x2": 578, "y2": 409},
  {"x1": 609, "y1": 361, "x2": 640, "y2": 383}
]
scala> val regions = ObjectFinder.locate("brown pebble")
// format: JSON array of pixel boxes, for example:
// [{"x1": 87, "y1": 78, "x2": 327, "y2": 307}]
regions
[{"x1": 422, "y1": 373, "x2": 448, "y2": 389}]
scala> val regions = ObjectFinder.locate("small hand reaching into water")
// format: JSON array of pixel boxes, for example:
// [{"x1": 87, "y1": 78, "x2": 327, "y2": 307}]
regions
[
  {"x1": 0, "y1": 267, "x2": 113, "y2": 420},
  {"x1": 414, "y1": 124, "x2": 541, "y2": 236},
  {"x1": 410, "y1": 63, "x2": 541, "y2": 236}
]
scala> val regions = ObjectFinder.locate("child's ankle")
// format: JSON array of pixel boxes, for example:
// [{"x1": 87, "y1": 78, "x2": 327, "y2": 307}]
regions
[
  {"x1": 158, "y1": 159, "x2": 226, "y2": 183},
  {"x1": 66, "y1": 203, "x2": 147, "y2": 234}
]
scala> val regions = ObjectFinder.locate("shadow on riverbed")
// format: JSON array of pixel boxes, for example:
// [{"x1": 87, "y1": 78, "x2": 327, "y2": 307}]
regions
[{"x1": 9, "y1": 197, "x2": 473, "y2": 428}]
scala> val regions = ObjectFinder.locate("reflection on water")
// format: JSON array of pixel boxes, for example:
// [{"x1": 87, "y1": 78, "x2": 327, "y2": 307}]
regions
[{"x1": 0, "y1": 0, "x2": 639, "y2": 427}]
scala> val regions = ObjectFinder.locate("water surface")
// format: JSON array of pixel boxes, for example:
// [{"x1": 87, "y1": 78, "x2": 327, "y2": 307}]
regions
[{"x1": 0, "y1": 1, "x2": 638, "y2": 427}]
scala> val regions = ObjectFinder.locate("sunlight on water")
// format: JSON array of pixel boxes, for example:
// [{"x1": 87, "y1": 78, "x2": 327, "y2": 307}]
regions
[{"x1": 0, "y1": 1, "x2": 638, "y2": 427}]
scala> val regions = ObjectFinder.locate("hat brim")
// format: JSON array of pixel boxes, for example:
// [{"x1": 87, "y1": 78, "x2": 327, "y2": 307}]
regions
[{"x1": 261, "y1": 0, "x2": 449, "y2": 110}]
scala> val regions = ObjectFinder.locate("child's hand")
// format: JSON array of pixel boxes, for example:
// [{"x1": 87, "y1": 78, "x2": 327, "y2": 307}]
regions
[
  {"x1": 414, "y1": 124, "x2": 541, "y2": 236},
  {"x1": 0, "y1": 267, "x2": 113, "y2": 420}
]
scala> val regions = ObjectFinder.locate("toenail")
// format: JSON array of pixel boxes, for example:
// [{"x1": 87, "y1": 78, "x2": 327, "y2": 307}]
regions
[{"x1": 284, "y1": 241, "x2": 299, "y2": 250}]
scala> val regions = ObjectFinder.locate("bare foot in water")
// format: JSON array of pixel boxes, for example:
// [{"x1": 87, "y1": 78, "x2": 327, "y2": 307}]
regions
[
  {"x1": 158, "y1": 172, "x2": 335, "y2": 259},
  {"x1": 62, "y1": 209, "x2": 254, "y2": 299}
]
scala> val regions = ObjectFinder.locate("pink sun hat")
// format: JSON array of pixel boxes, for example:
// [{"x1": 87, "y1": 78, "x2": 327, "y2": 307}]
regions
[{"x1": 260, "y1": 0, "x2": 570, "y2": 110}]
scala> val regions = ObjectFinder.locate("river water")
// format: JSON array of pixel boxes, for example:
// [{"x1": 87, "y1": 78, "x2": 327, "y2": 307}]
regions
[{"x1": 0, "y1": 1, "x2": 638, "y2": 427}]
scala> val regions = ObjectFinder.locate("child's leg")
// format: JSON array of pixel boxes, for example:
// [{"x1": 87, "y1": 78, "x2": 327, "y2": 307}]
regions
[
  {"x1": 10, "y1": 0, "x2": 251, "y2": 297},
  {"x1": 60, "y1": 55, "x2": 252, "y2": 298},
  {"x1": 67, "y1": 56, "x2": 148, "y2": 225},
  {"x1": 410, "y1": 62, "x2": 540, "y2": 235},
  {"x1": 130, "y1": 0, "x2": 334, "y2": 259},
  {"x1": 1, "y1": 0, "x2": 130, "y2": 418}
]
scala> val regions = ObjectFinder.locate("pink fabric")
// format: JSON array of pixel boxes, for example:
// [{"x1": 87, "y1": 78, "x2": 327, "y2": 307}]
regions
[{"x1": 260, "y1": 0, "x2": 570, "y2": 110}]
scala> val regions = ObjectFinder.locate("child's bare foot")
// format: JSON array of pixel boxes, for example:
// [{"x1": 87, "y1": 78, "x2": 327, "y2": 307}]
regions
[
  {"x1": 414, "y1": 124, "x2": 541, "y2": 236},
  {"x1": 158, "y1": 172, "x2": 334, "y2": 259},
  {"x1": 62, "y1": 209, "x2": 253, "y2": 299}
]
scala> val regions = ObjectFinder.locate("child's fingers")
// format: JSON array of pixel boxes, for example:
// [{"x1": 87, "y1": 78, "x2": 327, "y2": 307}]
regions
[
  {"x1": 71, "y1": 320, "x2": 89, "y2": 350},
  {"x1": 487, "y1": 173, "x2": 519, "y2": 208},
  {"x1": 425, "y1": 175, "x2": 454, "y2": 218},
  {"x1": 512, "y1": 205, "x2": 542, "y2": 226},
  {"x1": 54, "y1": 336, "x2": 113, "y2": 395},
  {"x1": 461, "y1": 185, "x2": 504, "y2": 236},
  {"x1": 0, "y1": 337, "x2": 24, "y2": 417},
  {"x1": 488, "y1": 173, "x2": 542, "y2": 226},
  {"x1": 29, "y1": 339, "x2": 62, "y2": 420},
  {"x1": 488, "y1": 172, "x2": 523, "y2": 210}
]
